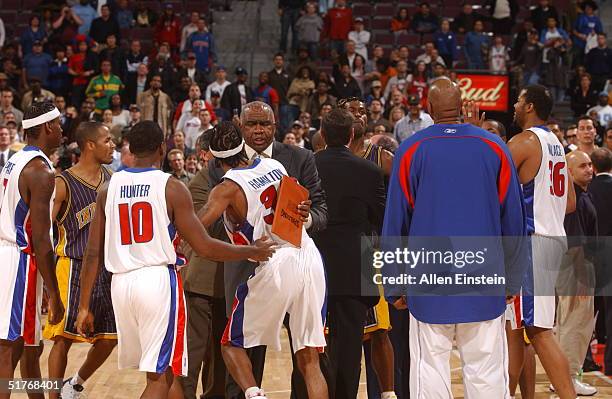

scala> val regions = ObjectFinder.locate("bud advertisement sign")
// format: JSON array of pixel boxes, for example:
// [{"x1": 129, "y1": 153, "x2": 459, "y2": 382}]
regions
[{"x1": 456, "y1": 74, "x2": 509, "y2": 112}]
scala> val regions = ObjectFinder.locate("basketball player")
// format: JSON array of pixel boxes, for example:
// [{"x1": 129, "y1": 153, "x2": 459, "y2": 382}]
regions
[
  {"x1": 75, "y1": 121, "x2": 276, "y2": 399},
  {"x1": 198, "y1": 121, "x2": 328, "y2": 399},
  {"x1": 506, "y1": 85, "x2": 577, "y2": 398},
  {"x1": 341, "y1": 98, "x2": 397, "y2": 399},
  {"x1": 42, "y1": 122, "x2": 117, "y2": 399},
  {"x1": 0, "y1": 102, "x2": 65, "y2": 399}
]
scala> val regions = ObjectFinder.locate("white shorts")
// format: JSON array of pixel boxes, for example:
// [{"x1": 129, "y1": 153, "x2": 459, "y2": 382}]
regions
[
  {"x1": 111, "y1": 265, "x2": 188, "y2": 376},
  {"x1": 409, "y1": 312, "x2": 510, "y2": 399},
  {"x1": 222, "y1": 238, "x2": 327, "y2": 353},
  {"x1": 0, "y1": 245, "x2": 42, "y2": 346},
  {"x1": 507, "y1": 235, "x2": 566, "y2": 330}
]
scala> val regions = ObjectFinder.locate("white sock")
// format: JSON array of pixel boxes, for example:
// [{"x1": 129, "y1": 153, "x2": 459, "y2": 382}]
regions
[
  {"x1": 70, "y1": 373, "x2": 85, "y2": 386},
  {"x1": 245, "y1": 386, "x2": 263, "y2": 398},
  {"x1": 381, "y1": 392, "x2": 397, "y2": 399}
]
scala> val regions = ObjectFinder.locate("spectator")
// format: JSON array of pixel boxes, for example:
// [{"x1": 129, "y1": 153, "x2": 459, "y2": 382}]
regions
[
  {"x1": 585, "y1": 33, "x2": 612, "y2": 92},
  {"x1": 452, "y1": 3, "x2": 484, "y2": 34},
  {"x1": 68, "y1": 39, "x2": 97, "y2": 106},
  {"x1": 393, "y1": 94, "x2": 433, "y2": 143},
  {"x1": 125, "y1": 63, "x2": 149, "y2": 106},
  {"x1": 571, "y1": 73, "x2": 599, "y2": 117},
  {"x1": 511, "y1": 20, "x2": 535, "y2": 61},
  {"x1": 170, "y1": 130, "x2": 193, "y2": 159},
  {"x1": 464, "y1": 20, "x2": 490, "y2": 69},
  {"x1": 408, "y1": 61, "x2": 429, "y2": 107},
  {"x1": 434, "y1": 19, "x2": 457, "y2": 67},
  {"x1": 288, "y1": 66, "x2": 315, "y2": 113},
  {"x1": 19, "y1": 16, "x2": 47, "y2": 57},
  {"x1": 386, "y1": 89, "x2": 407, "y2": 116},
  {"x1": 149, "y1": 53, "x2": 178, "y2": 93},
  {"x1": 295, "y1": 2, "x2": 324, "y2": 61},
  {"x1": 180, "y1": 12, "x2": 200, "y2": 53},
  {"x1": 540, "y1": 16, "x2": 570, "y2": 64},
  {"x1": 415, "y1": 42, "x2": 446, "y2": 69},
  {"x1": 530, "y1": 0, "x2": 559, "y2": 33},
  {"x1": 348, "y1": 17, "x2": 370, "y2": 60},
  {"x1": 173, "y1": 76, "x2": 193, "y2": 104},
  {"x1": 588, "y1": 92, "x2": 612, "y2": 128},
  {"x1": 489, "y1": 36, "x2": 510, "y2": 73},
  {"x1": 364, "y1": 79, "x2": 385, "y2": 108},
  {"x1": 289, "y1": 46, "x2": 318, "y2": 79},
  {"x1": 543, "y1": 37, "x2": 569, "y2": 102},
  {"x1": 577, "y1": 115, "x2": 599, "y2": 155},
  {"x1": 268, "y1": 53, "x2": 291, "y2": 130},
  {"x1": 220, "y1": 67, "x2": 253, "y2": 115},
  {"x1": 253, "y1": 72, "x2": 280, "y2": 122},
  {"x1": 0, "y1": 90, "x2": 23, "y2": 127},
  {"x1": 308, "y1": 80, "x2": 336, "y2": 122},
  {"x1": 290, "y1": 120, "x2": 312, "y2": 150},
  {"x1": 279, "y1": 0, "x2": 305, "y2": 55},
  {"x1": 128, "y1": 103, "x2": 141, "y2": 126},
  {"x1": 573, "y1": 0, "x2": 603, "y2": 64},
  {"x1": 99, "y1": 34, "x2": 125, "y2": 78},
  {"x1": 168, "y1": 148, "x2": 194, "y2": 185},
  {"x1": 185, "y1": 152, "x2": 199, "y2": 174},
  {"x1": 177, "y1": 98, "x2": 203, "y2": 146},
  {"x1": 102, "y1": 108, "x2": 115, "y2": 130},
  {"x1": 605, "y1": 128, "x2": 612, "y2": 151},
  {"x1": 89, "y1": 4, "x2": 120, "y2": 45},
  {"x1": 115, "y1": 0, "x2": 133, "y2": 30},
  {"x1": 22, "y1": 40, "x2": 53, "y2": 87},
  {"x1": 391, "y1": 7, "x2": 410, "y2": 38},
  {"x1": 85, "y1": 59, "x2": 124, "y2": 113},
  {"x1": 125, "y1": 39, "x2": 148, "y2": 91},
  {"x1": 517, "y1": 29, "x2": 542, "y2": 85},
  {"x1": 72, "y1": 0, "x2": 97, "y2": 36},
  {"x1": 384, "y1": 60, "x2": 411, "y2": 99},
  {"x1": 367, "y1": 98, "x2": 393, "y2": 133},
  {"x1": 47, "y1": 46, "x2": 71, "y2": 98},
  {"x1": 150, "y1": 41, "x2": 178, "y2": 70},
  {"x1": 134, "y1": 1, "x2": 158, "y2": 27},
  {"x1": 352, "y1": 54, "x2": 367, "y2": 93},
  {"x1": 51, "y1": 6, "x2": 82, "y2": 47},
  {"x1": 21, "y1": 79, "x2": 54, "y2": 110},
  {"x1": 178, "y1": 52, "x2": 208, "y2": 93},
  {"x1": 174, "y1": 82, "x2": 211, "y2": 128},
  {"x1": 205, "y1": 65, "x2": 230, "y2": 102},
  {"x1": 323, "y1": 0, "x2": 353, "y2": 55},
  {"x1": 335, "y1": 63, "x2": 362, "y2": 100},
  {"x1": 412, "y1": 3, "x2": 439, "y2": 34},
  {"x1": 195, "y1": 109, "x2": 213, "y2": 146},
  {"x1": 488, "y1": 0, "x2": 518, "y2": 35},
  {"x1": 137, "y1": 74, "x2": 173, "y2": 136},
  {"x1": 108, "y1": 93, "x2": 130, "y2": 128},
  {"x1": 185, "y1": 18, "x2": 216, "y2": 73},
  {"x1": 283, "y1": 131, "x2": 296, "y2": 145},
  {"x1": 155, "y1": 4, "x2": 181, "y2": 51},
  {"x1": 209, "y1": 91, "x2": 230, "y2": 122}
]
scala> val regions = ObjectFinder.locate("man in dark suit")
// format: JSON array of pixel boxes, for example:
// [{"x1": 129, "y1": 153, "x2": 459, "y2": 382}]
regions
[
  {"x1": 314, "y1": 108, "x2": 386, "y2": 399},
  {"x1": 0, "y1": 125, "x2": 15, "y2": 169},
  {"x1": 220, "y1": 67, "x2": 254, "y2": 117},
  {"x1": 589, "y1": 147, "x2": 612, "y2": 375},
  {"x1": 176, "y1": 52, "x2": 208, "y2": 93},
  {"x1": 208, "y1": 101, "x2": 327, "y2": 399}
]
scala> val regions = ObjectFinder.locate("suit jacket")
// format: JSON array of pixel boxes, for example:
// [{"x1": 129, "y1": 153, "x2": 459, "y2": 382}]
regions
[
  {"x1": 589, "y1": 174, "x2": 612, "y2": 237},
  {"x1": 313, "y1": 146, "x2": 385, "y2": 300},
  {"x1": 176, "y1": 67, "x2": 208, "y2": 93},
  {"x1": 8, "y1": 150, "x2": 16, "y2": 159},
  {"x1": 220, "y1": 82, "x2": 253, "y2": 115},
  {"x1": 181, "y1": 166, "x2": 226, "y2": 297},
  {"x1": 209, "y1": 140, "x2": 328, "y2": 312}
]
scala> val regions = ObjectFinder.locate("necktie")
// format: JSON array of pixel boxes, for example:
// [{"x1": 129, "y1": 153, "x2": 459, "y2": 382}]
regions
[
  {"x1": 0, "y1": 152, "x2": 5, "y2": 169},
  {"x1": 153, "y1": 95, "x2": 159, "y2": 125}
]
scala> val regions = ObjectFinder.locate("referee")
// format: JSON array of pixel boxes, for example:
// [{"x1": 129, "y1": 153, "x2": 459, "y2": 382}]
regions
[{"x1": 381, "y1": 78, "x2": 529, "y2": 398}]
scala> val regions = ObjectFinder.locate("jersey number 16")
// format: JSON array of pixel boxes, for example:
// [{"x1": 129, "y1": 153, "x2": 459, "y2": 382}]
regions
[{"x1": 548, "y1": 161, "x2": 566, "y2": 197}]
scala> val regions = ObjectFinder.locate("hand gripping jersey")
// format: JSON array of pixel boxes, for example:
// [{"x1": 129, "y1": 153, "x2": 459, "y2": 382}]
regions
[
  {"x1": 523, "y1": 126, "x2": 568, "y2": 237},
  {"x1": 222, "y1": 157, "x2": 307, "y2": 247},
  {"x1": 104, "y1": 168, "x2": 185, "y2": 274},
  {"x1": 0, "y1": 146, "x2": 55, "y2": 251}
]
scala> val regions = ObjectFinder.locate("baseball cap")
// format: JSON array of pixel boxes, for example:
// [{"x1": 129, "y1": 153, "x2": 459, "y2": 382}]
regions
[
  {"x1": 355, "y1": 17, "x2": 364, "y2": 23},
  {"x1": 235, "y1": 67, "x2": 248, "y2": 75},
  {"x1": 215, "y1": 65, "x2": 226, "y2": 72},
  {"x1": 129, "y1": 104, "x2": 141, "y2": 112},
  {"x1": 408, "y1": 95, "x2": 420, "y2": 106},
  {"x1": 5, "y1": 120, "x2": 16, "y2": 127},
  {"x1": 292, "y1": 120, "x2": 304, "y2": 128},
  {"x1": 33, "y1": 40, "x2": 42, "y2": 46},
  {"x1": 599, "y1": 91, "x2": 609, "y2": 97},
  {"x1": 371, "y1": 80, "x2": 382, "y2": 88}
]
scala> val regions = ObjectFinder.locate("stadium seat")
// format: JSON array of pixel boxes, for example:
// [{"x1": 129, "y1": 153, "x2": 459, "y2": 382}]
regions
[
  {"x1": 396, "y1": 34, "x2": 420, "y2": 47},
  {"x1": 373, "y1": 33, "x2": 394, "y2": 46},
  {"x1": 352, "y1": 3, "x2": 372, "y2": 17},
  {"x1": 2, "y1": 0, "x2": 21, "y2": 10},
  {"x1": 371, "y1": 18, "x2": 391, "y2": 31},
  {"x1": 374, "y1": 3, "x2": 395, "y2": 17}
]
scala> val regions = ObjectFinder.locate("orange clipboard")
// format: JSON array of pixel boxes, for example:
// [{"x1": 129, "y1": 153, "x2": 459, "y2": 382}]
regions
[{"x1": 271, "y1": 176, "x2": 309, "y2": 247}]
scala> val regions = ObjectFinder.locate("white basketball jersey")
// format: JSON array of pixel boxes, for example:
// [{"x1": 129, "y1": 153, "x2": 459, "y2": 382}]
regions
[
  {"x1": 0, "y1": 146, "x2": 54, "y2": 251},
  {"x1": 222, "y1": 157, "x2": 307, "y2": 247},
  {"x1": 104, "y1": 169, "x2": 181, "y2": 274},
  {"x1": 524, "y1": 126, "x2": 568, "y2": 237}
]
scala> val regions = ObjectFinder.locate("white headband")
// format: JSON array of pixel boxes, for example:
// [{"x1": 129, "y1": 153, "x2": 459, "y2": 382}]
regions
[
  {"x1": 210, "y1": 139, "x2": 245, "y2": 159},
  {"x1": 22, "y1": 107, "x2": 60, "y2": 129}
]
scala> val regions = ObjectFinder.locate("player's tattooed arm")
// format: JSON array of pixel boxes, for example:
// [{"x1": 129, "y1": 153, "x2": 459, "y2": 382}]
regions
[
  {"x1": 167, "y1": 178, "x2": 275, "y2": 262},
  {"x1": 77, "y1": 183, "x2": 108, "y2": 337},
  {"x1": 22, "y1": 159, "x2": 65, "y2": 325}
]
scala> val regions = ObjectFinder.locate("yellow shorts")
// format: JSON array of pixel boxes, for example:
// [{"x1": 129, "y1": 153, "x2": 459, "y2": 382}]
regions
[{"x1": 364, "y1": 295, "x2": 391, "y2": 335}]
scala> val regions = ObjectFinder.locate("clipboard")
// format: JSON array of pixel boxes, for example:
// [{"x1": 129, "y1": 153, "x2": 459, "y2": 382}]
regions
[{"x1": 271, "y1": 176, "x2": 309, "y2": 247}]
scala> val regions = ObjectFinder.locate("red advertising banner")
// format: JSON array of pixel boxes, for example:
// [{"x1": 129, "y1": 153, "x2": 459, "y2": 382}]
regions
[{"x1": 456, "y1": 74, "x2": 509, "y2": 112}]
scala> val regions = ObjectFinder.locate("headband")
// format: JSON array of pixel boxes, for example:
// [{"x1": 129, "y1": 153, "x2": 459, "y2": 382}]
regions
[
  {"x1": 210, "y1": 139, "x2": 245, "y2": 158},
  {"x1": 22, "y1": 107, "x2": 60, "y2": 129}
]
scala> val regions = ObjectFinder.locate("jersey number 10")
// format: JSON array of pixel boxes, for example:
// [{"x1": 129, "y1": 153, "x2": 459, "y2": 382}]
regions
[
  {"x1": 119, "y1": 202, "x2": 153, "y2": 245},
  {"x1": 548, "y1": 161, "x2": 566, "y2": 197}
]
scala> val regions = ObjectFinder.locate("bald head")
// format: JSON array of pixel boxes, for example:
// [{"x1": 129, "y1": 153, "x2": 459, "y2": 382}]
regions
[
  {"x1": 427, "y1": 78, "x2": 462, "y2": 122},
  {"x1": 311, "y1": 131, "x2": 326, "y2": 152},
  {"x1": 567, "y1": 150, "x2": 593, "y2": 189},
  {"x1": 241, "y1": 101, "x2": 275, "y2": 123}
]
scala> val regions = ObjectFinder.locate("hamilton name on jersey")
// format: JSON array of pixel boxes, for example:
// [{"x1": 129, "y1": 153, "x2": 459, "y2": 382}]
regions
[
  {"x1": 119, "y1": 184, "x2": 151, "y2": 199},
  {"x1": 246, "y1": 168, "x2": 284, "y2": 190}
]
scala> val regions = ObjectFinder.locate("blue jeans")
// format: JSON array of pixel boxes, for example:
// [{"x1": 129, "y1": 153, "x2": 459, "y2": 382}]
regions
[
  {"x1": 280, "y1": 8, "x2": 301, "y2": 53},
  {"x1": 300, "y1": 41, "x2": 319, "y2": 60},
  {"x1": 523, "y1": 71, "x2": 540, "y2": 86},
  {"x1": 330, "y1": 40, "x2": 346, "y2": 56},
  {"x1": 279, "y1": 104, "x2": 299, "y2": 138}
]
